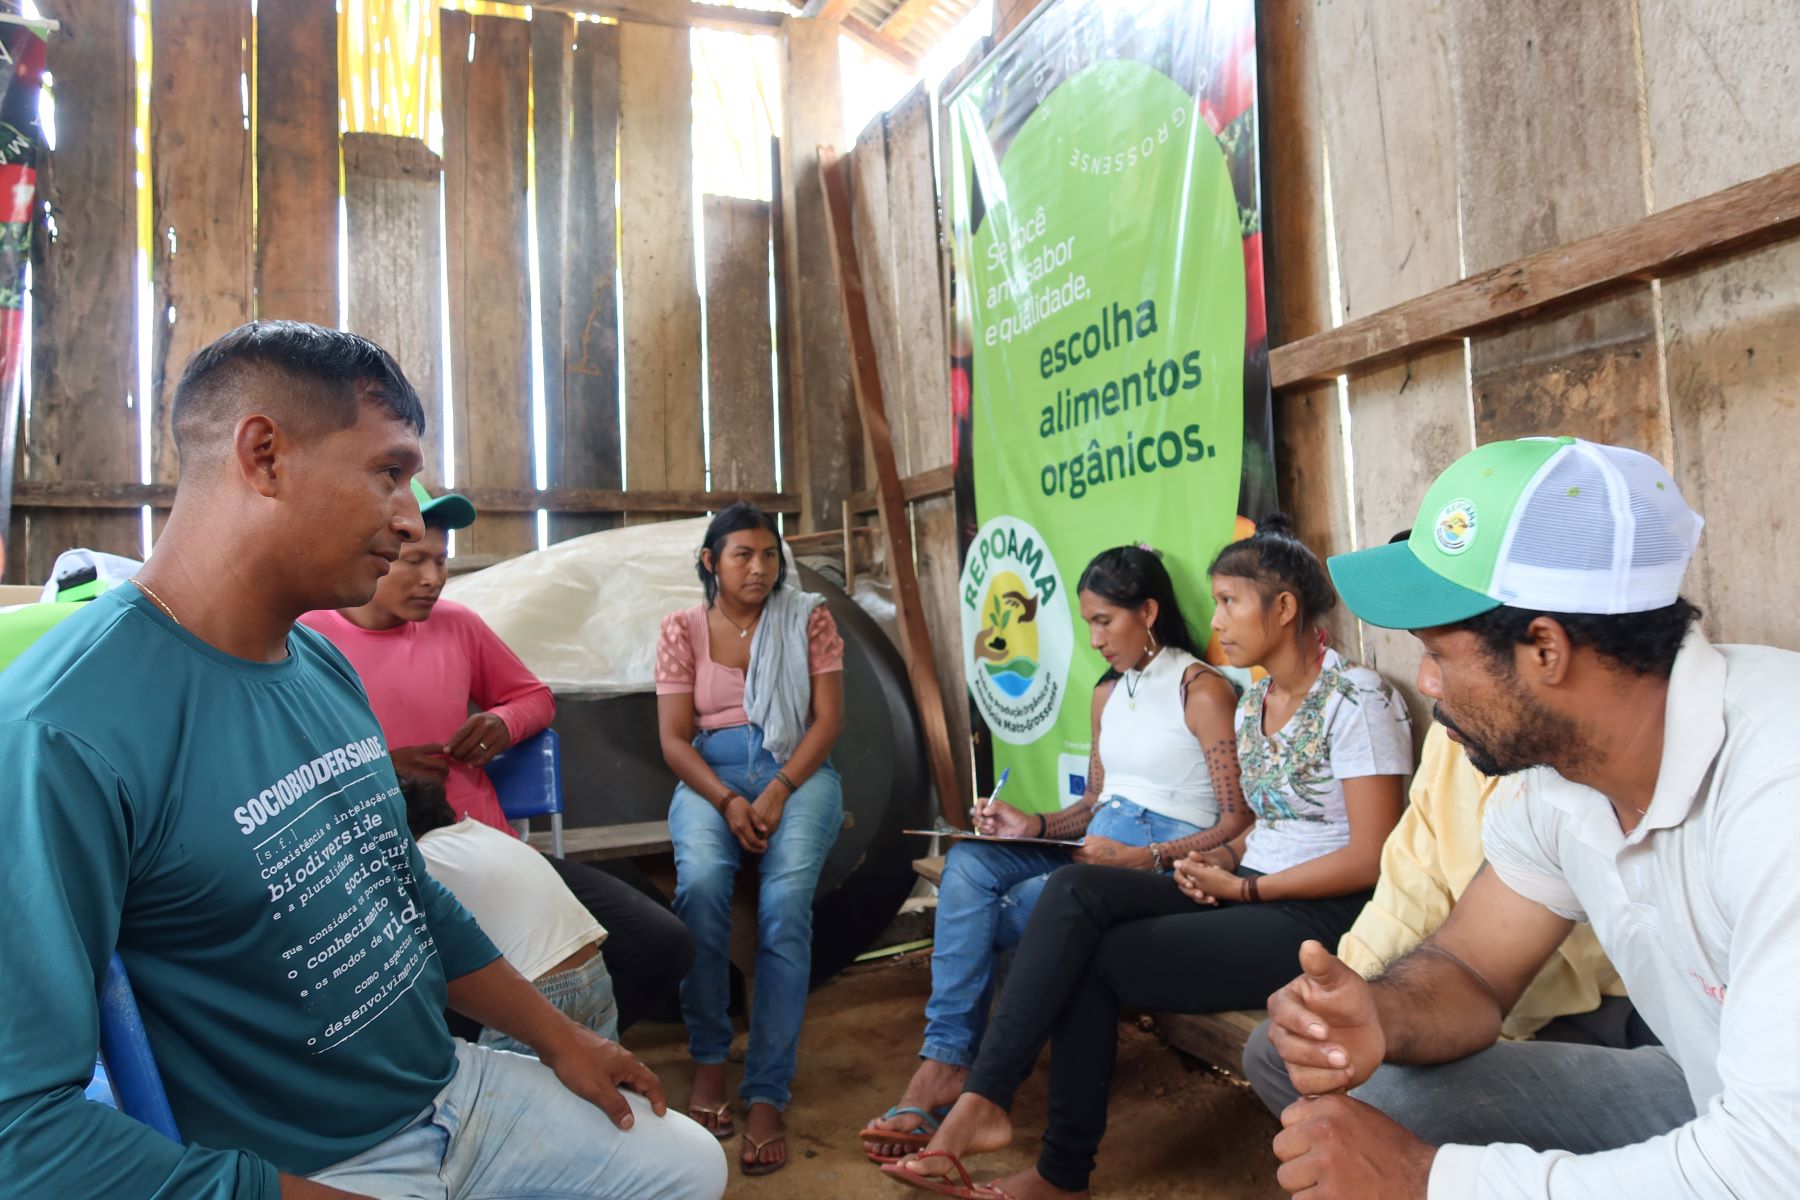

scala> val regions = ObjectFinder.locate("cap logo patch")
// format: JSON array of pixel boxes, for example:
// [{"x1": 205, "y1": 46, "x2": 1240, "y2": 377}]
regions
[{"x1": 1434, "y1": 499, "x2": 1478, "y2": 556}]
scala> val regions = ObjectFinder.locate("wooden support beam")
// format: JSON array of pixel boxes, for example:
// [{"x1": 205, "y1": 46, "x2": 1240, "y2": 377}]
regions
[
  {"x1": 12, "y1": 481, "x2": 802, "y2": 516},
  {"x1": 846, "y1": 463, "x2": 954, "y2": 512},
  {"x1": 1269, "y1": 161, "x2": 1800, "y2": 392},
  {"x1": 529, "y1": 0, "x2": 782, "y2": 35},
  {"x1": 842, "y1": 14, "x2": 922, "y2": 73},
  {"x1": 819, "y1": 146, "x2": 963, "y2": 827}
]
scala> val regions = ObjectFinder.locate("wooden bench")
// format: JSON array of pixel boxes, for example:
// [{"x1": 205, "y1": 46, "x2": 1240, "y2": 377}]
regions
[
  {"x1": 528, "y1": 820, "x2": 673, "y2": 863},
  {"x1": 1156, "y1": 1009, "x2": 1265, "y2": 1073}
]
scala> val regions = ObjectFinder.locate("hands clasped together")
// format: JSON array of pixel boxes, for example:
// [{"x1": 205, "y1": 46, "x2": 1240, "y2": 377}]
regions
[{"x1": 1265, "y1": 941, "x2": 1437, "y2": 1199}]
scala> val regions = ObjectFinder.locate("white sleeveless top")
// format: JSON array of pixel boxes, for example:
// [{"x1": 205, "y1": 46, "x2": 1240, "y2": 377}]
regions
[{"x1": 1095, "y1": 646, "x2": 1224, "y2": 828}]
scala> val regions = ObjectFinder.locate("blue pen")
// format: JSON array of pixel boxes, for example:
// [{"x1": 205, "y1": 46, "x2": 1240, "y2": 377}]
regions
[{"x1": 978, "y1": 768, "x2": 1011, "y2": 828}]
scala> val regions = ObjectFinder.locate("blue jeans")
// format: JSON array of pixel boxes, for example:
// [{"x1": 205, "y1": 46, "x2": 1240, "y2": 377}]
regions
[
  {"x1": 478, "y1": 949, "x2": 619, "y2": 1055},
  {"x1": 668, "y1": 724, "x2": 842, "y2": 1110},
  {"x1": 920, "y1": 796, "x2": 1204, "y2": 1068},
  {"x1": 309, "y1": 1040, "x2": 727, "y2": 1199}
]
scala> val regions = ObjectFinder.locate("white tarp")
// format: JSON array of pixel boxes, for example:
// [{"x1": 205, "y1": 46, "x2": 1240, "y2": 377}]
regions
[{"x1": 440, "y1": 517, "x2": 797, "y2": 697}]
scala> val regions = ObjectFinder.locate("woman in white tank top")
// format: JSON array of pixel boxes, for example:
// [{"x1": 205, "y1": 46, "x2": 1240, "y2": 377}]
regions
[{"x1": 861, "y1": 546, "x2": 1251, "y2": 1161}]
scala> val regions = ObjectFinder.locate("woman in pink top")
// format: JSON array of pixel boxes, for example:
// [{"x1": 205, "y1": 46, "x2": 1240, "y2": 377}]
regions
[
  {"x1": 305, "y1": 479, "x2": 694, "y2": 1035},
  {"x1": 656, "y1": 502, "x2": 845, "y2": 1177}
]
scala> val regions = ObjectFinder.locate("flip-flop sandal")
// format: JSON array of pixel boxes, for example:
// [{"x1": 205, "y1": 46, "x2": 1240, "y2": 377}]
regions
[
  {"x1": 860, "y1": 1105, "x2": 950, "y2": 1164},
  {"x1": 740, "y1": 1131, "x2": 789, "y2": 1177},
  {"x1": 880, "y1": 1150, "x2": 1016, "y2": 1199},
  {"x1": 688, "y1": 1099, "x2": 734, "y2": 1141}
]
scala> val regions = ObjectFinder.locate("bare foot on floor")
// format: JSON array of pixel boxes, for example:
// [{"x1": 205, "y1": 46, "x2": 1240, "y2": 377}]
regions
[
  {"x1": 687, "y1": 1062, "x2": 733, "y2": 1138},
  {"x1": 742, "y1": 1101, "x2": 787, "y2": 1174},
  {"x1": 891, "y1": 1093, "x2": 1014, "y2": 1181},
  {"x1": 983, "y1": 1166, "x2": 1089, "y2": 1199},
  {"x1": 865, "y1": 1058, "x2": 970, "y2": 1158}
]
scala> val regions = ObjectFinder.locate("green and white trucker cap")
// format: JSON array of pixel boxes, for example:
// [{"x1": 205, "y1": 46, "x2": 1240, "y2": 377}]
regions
[{"x1": 1328, "y1": 437, "x2": 1704, "y2": 630}]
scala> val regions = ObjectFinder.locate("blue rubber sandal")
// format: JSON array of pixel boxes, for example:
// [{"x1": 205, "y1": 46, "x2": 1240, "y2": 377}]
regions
[{"x1": 860, "y1": 1105, "x2": 950, "y2": 1164}]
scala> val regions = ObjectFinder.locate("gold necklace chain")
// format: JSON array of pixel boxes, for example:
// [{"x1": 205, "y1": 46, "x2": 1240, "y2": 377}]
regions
[
  {"x1": 133, "y1": 578, "x2": 181, "y2": 626},
  {"x1": 713, "y1": 602, "x2": 760, "y2": 639}
]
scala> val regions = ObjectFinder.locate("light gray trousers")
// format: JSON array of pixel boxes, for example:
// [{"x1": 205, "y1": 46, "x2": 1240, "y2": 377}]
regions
[{"x1": 1241, "y1": 1005, "x2": 1696, "y2": 1153}]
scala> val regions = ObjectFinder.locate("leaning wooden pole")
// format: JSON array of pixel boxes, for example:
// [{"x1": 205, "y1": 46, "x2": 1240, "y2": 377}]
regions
[{"x1": 818, "y1": 146, "x2": 965, "y2": 828}]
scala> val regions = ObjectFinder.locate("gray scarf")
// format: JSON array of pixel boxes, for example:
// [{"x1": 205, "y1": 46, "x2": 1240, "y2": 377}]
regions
[{"x1": 743, "y1": 586, "x2": 827, "y2": 763}]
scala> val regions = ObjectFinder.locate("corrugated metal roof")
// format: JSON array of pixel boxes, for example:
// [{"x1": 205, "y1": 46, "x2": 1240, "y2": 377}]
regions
[{"x1": 852, "y1": 0, "x2": 981, "y2": 58}]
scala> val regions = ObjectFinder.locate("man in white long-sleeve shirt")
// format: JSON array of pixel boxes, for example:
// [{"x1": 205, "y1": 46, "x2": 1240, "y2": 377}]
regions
[{"x1": 1262, "y1": 436, "x2": 1798, "y2": 1199}]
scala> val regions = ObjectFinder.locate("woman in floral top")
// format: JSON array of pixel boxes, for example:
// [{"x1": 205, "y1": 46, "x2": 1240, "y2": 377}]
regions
[{"x1": 884, "y1": 515, "x2": 1411, "y2": 1200}]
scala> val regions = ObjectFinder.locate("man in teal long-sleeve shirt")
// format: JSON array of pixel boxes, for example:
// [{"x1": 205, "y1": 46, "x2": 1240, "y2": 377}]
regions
[{"x1": 0, "y1": 322, "x2": 726, "y2": 1200}]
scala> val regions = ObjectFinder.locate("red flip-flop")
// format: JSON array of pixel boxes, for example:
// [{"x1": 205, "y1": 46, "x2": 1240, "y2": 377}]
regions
[{"x1": 881, "y1": 1150, "x2": 1016, "y2": 1199}]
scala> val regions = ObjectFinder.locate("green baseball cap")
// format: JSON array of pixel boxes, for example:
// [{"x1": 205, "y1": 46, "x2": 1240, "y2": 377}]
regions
[
  {"x1": 410, "y1": 478, "x2": 477, "y2": 531},
  {"x1": 1329, "y1": 437, "x2": 1704, "y2": 630}
]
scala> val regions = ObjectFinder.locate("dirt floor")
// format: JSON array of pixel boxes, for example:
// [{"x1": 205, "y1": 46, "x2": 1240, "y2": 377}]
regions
[{"x1": 627, "y1": 952, "x2": 1286, "y2": 1199}]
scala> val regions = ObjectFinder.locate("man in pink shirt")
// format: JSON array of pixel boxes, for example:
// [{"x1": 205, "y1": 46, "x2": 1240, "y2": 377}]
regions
[{"x1": 303, "y1": 481, "x2": 693, "y2": 1033}]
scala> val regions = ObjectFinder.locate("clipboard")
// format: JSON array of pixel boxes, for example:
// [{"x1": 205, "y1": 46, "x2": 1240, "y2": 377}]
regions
[{"x1": 902, "y1": 829, "x2": 1086, "y2": 848}]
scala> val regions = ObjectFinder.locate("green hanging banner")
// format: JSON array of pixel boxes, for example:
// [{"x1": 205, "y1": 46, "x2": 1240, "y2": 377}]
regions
[{"x1": 946, "y1": 0, "x2": 1274, "y2": 812}]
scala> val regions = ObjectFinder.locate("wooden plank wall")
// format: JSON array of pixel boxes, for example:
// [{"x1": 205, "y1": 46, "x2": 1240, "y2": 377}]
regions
[
  {"x1": 545, "y1": 19, "x2": 624, "y2": 543},
  {"x1": 12, "y1": 7, "x2": 802, "y2": 586},
  {"x1": 442, "y1": 11, "x2": 535, "y2": 558},
  {"x1": 847, "y1": 84, "x2": 971, "y2": 811},
  {"x1": 21, "y1": 0, "x2": 140, "y2": 585},
  {"x1": 1645, "y1": 0, "x2": 1800, "y2": 649},
  {"x1": 254, "y1": 0, "x2": 338, "y2": 325},
  {"x1": 619, "y1": 21, "x2": 704, "y2": 501},
  {"x1": 149, "y1": 0, "x2": 254, "y2": 490},
  {"x1": 343, "y1": 133, "x2": 445, "y2": 481},
  {"x1": 703, "y1": 195, "x2": 778, "y2": 491},
  {"x1": 1449, "y1": 1, "x2": 1664, "y2": 458},
  {"x1": 1259, "y1": 0, "x2": 1354, "y2": 656},
  {"x1": 1311, "y1": 0, "x2": 1471, "y2": 735},
  {"x1": 779, "y1": 15, "x2": 860, "y2": 530},
  {"x1": 1260, "y1": 0, "x2": 1800, "y2": 726}
]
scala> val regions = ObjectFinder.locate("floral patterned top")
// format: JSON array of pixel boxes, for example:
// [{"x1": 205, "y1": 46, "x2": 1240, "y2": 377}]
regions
[{"x1": 1237, "y1": 648, "x2": 1413, "y2": 874}]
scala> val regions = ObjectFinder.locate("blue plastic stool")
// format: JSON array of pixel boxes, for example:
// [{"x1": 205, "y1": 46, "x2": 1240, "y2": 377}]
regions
[{"x1": 488, "y1": 728, "x2": 565, "y2": 856}]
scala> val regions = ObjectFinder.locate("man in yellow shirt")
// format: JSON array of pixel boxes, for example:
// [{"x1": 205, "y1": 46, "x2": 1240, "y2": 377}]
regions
[{"x1": 1242, "y1": 724, "x2": 1638, "y2": 1111}]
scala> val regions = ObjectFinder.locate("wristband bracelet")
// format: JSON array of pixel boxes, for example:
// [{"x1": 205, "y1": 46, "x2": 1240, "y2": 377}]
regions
[
  {"x1": 773, "y1": 770, "x2": 798, "y2": 795},
  {"x1": 718, "y1": 791, "x2": 743, "y2": 812},
  {"x1": 1037, "y1": 814, "x2": 1048, "y2": 838},
  {"x1": 1242, "y1": 874, "x2": 1261, "y2": 903},
  {"x1": 1150, "y1": 843, "x2": 1167, "y2": 872},
  {"x1": 1222, "y1": 844, "x2": 1241, "y2": 870}
]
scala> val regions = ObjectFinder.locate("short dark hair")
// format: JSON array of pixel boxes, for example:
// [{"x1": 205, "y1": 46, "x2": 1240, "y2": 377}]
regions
[
  {"x1": 1207, "y1": 512, "x2": 1338, "y2": 630},
  {"x1": 399, "y1": 774, "x2": 458, "y2": 841},
  {"x1": 696, "y1": 501, "x2": 785, "y2": 604},
  {"x1": 171, "y1": 321, "x2": 425, "y2": 465},
  {"x1": 1077, "y1": 545, "x2": 1203, "y2": 682},
  {"x1": 1453, "y1": 597, "x2": 1701, "y2": 679}
]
